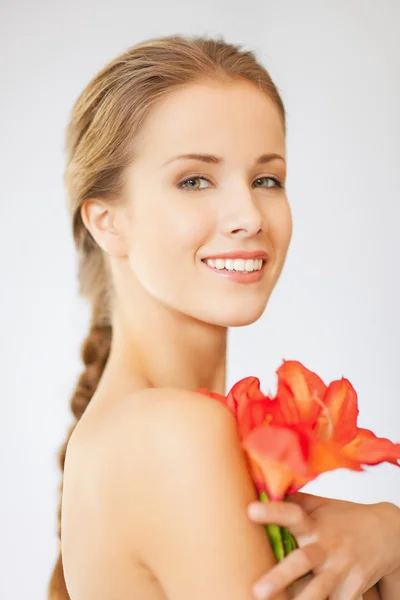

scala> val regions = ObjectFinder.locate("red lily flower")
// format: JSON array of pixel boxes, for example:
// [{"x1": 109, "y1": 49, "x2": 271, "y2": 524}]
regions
[{"x1": 196, "y1": 360, "x2": 400, "y2": 501}]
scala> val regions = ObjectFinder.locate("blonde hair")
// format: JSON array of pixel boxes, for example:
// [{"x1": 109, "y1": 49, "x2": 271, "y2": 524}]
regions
[{"x1": 48, "y1": 33, "x2": 286, "y2": 599}]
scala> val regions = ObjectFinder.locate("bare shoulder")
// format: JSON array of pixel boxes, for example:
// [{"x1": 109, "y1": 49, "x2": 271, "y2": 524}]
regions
[
  {"x1": 119, "y1": 385, "x2": 235, "y2": 425},
  {"x1": 93, "y1": 385, "x2": 239, "y2": 461},
  {"x1": 83, "y1": 385, "x2": 240, "y2": 500},
  {"x1": 91, "y1": 387, "x2": 287, "y2": 600}
]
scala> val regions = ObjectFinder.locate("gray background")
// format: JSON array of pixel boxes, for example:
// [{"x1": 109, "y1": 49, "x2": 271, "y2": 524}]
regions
[{"x1": 1, "y1": 1, "x2": 399, "y2": 598}]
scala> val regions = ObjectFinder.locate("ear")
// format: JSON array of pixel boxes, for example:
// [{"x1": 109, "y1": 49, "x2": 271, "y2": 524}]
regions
[{"x1": 80, "y1": 199, "x2": 128, "y2": 259}]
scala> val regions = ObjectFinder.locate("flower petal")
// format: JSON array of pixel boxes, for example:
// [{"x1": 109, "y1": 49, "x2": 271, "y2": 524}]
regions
[
  {"x1": 315, "y1": 378, "x2": 359, "y2": 444},
  {"x1": 243, "y1": 425, "x2": 312, "y2": 500},
  {"x1": 308, "y1": 436, "x2": 364, "y2": 473},
  {"x1": 228, "y1": 376, "x2": 267, "y2": 417},
  {"x1": 275, "y1": 360, "x2": 327, "y2": 426},
  {"x1": 343, "y1": 428, "x2": 400, "y2": 465},
  {"x1": 237, "y1": 399, "x2": 273, "y2": 440}
]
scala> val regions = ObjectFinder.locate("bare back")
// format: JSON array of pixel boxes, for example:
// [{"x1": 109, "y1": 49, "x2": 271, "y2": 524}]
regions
[{"x1": 61, "y1": 383, "x2": 169, "y2": 600}]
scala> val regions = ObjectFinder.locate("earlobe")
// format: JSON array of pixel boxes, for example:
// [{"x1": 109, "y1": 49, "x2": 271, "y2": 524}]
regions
[{"x1": 80, "y1": 199, "x2": 128, "y2": 259}]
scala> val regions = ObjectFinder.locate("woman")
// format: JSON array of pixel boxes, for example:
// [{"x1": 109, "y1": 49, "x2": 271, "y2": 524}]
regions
[{"x1": 48, "y1": 34, "x2": 400, "y2": 599}]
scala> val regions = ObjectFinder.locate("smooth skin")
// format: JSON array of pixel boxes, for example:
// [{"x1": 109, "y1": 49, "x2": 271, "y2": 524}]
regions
[{"x1": 62, "y1": 78, "x2": 399, "y2": 599}]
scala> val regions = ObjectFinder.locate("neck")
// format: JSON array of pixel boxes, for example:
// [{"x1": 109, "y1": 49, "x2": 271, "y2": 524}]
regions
[{"x1": 97, "y1": 291, "x2": 228, "y2": 399}]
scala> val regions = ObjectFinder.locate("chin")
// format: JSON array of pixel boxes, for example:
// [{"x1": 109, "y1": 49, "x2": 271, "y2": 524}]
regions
[
  {"x1": 225, "y1": 310, "x2": 266, "y2": 328},
  {"x1": 202, "y1": 302, "x2": 267, "y2": 328}
]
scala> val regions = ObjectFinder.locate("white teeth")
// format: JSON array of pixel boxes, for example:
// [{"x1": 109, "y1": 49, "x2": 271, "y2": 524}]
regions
[{"x1": 204, "y1": 258, "x2": 264, "y2": 272}]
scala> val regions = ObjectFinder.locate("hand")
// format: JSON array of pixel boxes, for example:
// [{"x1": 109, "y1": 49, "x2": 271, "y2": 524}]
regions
[{"x1": 247, "y1": 491, "x2": 400, "y2": 600}]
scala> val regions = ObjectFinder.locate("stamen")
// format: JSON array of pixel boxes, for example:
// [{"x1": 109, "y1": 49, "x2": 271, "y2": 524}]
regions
[{"x1": 311, "y1": 390, "x2": 334, "y2": 439}]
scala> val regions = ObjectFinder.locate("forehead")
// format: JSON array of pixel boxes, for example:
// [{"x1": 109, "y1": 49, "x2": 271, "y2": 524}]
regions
[{"x1": 133, "y1": 79, "x2": 285, "y2": 163}]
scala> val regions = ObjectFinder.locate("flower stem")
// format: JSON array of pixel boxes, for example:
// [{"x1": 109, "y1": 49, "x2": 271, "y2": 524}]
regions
[
  {"x1": 282, "y1": 525, "x2": 297, "y2": 553},
  {"x1": 260, "y1": 491, "x2": 285, "y2": 561},
  {"x1": 282, "y1": 497, "x2": 298, "y2": 553},
  {"x1": 259, "y1": 491, "x2": 298, "y2": 561}
]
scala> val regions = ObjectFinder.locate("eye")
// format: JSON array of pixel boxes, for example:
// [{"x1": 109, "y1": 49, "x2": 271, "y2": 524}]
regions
[
  {"x1": 253, "y1": 176, "x2": 283, "y2": 189},
  {"x1": 178, "y1": 175, "x2": 283, "y2": 191},
  {"x1": 178, "y1": 176, "x2": 212, "y2": 190}
]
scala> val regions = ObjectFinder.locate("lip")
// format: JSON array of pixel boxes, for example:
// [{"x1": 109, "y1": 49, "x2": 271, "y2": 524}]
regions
[{"x1": 202, "y1": 250, "x2": 269, "y2": 261}]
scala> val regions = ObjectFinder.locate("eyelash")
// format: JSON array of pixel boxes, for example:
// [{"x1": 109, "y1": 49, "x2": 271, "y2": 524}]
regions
[{"x1": 178, "y1": 175, "x2": 284, "y2": 191}]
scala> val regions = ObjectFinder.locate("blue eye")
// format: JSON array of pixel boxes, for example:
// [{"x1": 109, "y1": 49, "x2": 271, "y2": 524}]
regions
[{"x1": 178, "y1": 175, "x2": 283, "y2": 191}]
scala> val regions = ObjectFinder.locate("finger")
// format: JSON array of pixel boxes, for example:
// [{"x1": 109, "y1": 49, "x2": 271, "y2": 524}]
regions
[
  {"x1": 248, "y1": 500, "x2": 317, "y2": 541},
  {"x1": 294, "y1": 571, "x2": 341, "y2": 600},
  {"x1": 286, "y1": 491, "x2": 330, "y2": 513},
  {"x1": 252, "y1": 543, "x2": 326, "y2": 599},
  {"x1": 328, "y1": 568, "x2": 364, "y2": 600}
]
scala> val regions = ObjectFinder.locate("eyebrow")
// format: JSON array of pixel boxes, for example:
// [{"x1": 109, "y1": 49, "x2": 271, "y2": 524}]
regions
[{"x1": 161, "y1": 152, "x2": 286, "y2": 167}]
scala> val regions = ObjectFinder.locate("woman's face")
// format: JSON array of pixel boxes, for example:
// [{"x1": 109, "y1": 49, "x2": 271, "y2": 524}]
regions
[{"x1": 118, "y1": 78, "x2": 292, "y2": 327}]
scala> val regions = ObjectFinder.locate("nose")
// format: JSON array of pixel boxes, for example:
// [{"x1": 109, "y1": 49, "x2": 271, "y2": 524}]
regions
[{"x1": 221, "y1": 190, "x2": 265, "y2": 238}]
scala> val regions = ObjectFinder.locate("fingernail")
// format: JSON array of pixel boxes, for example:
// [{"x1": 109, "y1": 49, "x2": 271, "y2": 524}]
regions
[
  {"x1": 248, "y1": 503, "x2": 264, "y2": 519},
  {"x1": 253, "y1": 581, "x2": 275, "y2": 599}
]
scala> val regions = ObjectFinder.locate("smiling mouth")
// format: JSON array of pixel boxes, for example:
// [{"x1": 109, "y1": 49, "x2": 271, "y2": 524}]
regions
[
  {"x1": 201, "y1": 258, "x2": 267, "y2": 273},
  {"x1": 200, "y1": 258, "x2": 268, "y2": 283}
]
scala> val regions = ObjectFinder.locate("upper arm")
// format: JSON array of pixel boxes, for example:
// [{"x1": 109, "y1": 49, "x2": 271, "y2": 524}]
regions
[{"x1": 105, "y1": 388, "x2": 289, "y2": 600}]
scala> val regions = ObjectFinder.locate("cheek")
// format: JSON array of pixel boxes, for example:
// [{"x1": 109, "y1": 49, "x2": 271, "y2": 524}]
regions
[
  {"x1": 268, "y1": 200, "x2": 292, "y2": 258},
  {"x1": 265, "y1": 200, "x2": 292, "y2": 287},
  {"x1": 127, "y1": 195, "x2": 211, "y2": 293},
  {"x1": 147, "y1": 203, "x2": 210, "y2": 265}
]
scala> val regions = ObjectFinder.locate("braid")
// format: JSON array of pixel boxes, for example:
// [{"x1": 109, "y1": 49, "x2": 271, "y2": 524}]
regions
[{"x1": 47, "y1": 312, "x2": 112, "y2": 599}]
